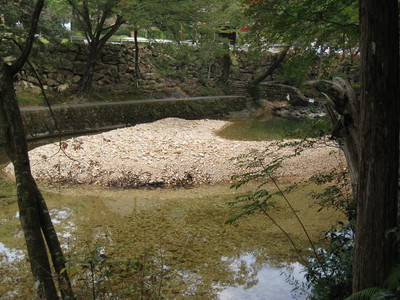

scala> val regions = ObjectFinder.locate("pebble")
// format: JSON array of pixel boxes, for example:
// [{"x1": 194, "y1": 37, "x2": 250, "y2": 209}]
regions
[{"x1": 4, "y1": 118, "x2": 344, "y2": 188}]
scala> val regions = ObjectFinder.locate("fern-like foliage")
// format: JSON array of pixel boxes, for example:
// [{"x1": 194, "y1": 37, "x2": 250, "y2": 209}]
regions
[{"x1": 345, "y1": 264, "x2": 400, "y2": 300}]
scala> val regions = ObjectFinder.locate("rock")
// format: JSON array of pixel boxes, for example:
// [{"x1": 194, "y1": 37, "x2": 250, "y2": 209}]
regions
[
  {"x1": 46, "y1": 78, "x2": 58, "y2": 87},
  {"x1": 4, "y1": 118, "x2": 344, "y2": 189},
  {"x1": 73, "y1": 75, "x2": 81, "y2": 83},
  {"x1": 57, "y1": 83, "x2": 70, "y2": 92}
]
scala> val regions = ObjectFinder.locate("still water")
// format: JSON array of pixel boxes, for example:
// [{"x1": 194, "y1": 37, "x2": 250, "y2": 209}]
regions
[{"x1": 0, "y1": 121, "x2": 341, "y2": 299}]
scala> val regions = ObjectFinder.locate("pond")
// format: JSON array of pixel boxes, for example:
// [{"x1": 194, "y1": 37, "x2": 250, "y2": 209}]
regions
[
  {"x1": 216, "y1": 117, "x2": 304, "y2": 141},
  {"x1": 0, "y1": 118, "x2": 341, "y2": 299}
]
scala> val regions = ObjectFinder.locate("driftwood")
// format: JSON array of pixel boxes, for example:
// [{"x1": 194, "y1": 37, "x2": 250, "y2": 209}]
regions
[{"x1": 307, "y1": 77, "x2": 360, "y2": 195}]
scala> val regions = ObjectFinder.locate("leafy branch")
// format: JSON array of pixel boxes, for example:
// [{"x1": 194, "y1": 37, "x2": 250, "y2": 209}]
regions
[{"x1": 227, "y1": 139, "x2": 321, "y2": 264}]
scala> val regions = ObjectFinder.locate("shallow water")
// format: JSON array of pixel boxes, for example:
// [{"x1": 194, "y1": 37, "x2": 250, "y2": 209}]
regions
[
  {"x1": 0, "y1": 120, "x2": 341, "y2": 299},
  {"x1": 0, "y1": 172, "x2": 340, "y2": 299},
  {"x1": 217, "y1": 117, "x2": 303, "y2": 141}
]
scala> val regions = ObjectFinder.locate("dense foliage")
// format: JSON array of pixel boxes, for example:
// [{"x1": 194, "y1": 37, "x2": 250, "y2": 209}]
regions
[
  {"x1": 242, "y1": 0, "x2": 358, "y2": 49},
  {"x1": 240, "y1": 0, "x2": 360, "y2": 88},
  {"x1": 0, "y1": 0, "x2": 66, "y2": 57}
]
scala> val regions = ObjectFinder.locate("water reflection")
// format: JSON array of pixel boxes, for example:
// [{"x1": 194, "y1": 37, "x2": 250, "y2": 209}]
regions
[
  {"x1": 0, "y1": 242, "x2": 24, "y2": 263},
  {"x1": 217, "y1": 253, "x2": 308, "y2": 300},
  {"x1": 50, "y1": 207, "x2": 76, "y2": 240}
]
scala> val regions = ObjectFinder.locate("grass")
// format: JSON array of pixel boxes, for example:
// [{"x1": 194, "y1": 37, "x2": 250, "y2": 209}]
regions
[
  {"x1": 15, "y1": 87, "x2": 148, "y2": 107},
  {"x1": 16, "y1": 91, "x2": 46, "y2": 107}
]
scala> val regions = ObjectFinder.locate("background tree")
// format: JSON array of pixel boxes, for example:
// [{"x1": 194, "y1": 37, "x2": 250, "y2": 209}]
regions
[
  {"x1": 0, "y1": 0, "x2": 75, "y2": 298},
  {"x1": 123, "y1": 0, "x2": 150, "y2": 87},
  {"x1": 243, "y1": 0, "x2": 359, "y2": 86},
  {"x1": 147, "y1": 0, "x2": 244, "y2": 87},
  {"x1": 141, "y1": 0, "x2": 205, "y2": 42},
  {"x1": 122, "y1": 0, "x2": 196, "y2": 87},
  {"x1": 65, "y1": 0, "x2": 125, "y2": 93}
]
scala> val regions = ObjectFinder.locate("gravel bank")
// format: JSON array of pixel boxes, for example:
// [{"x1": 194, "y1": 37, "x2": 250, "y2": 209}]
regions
[{"x1": 5, "y1": 118, "x2": 345, "y2": 188}]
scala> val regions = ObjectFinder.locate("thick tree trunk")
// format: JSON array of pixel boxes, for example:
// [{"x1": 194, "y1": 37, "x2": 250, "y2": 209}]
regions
[{"x1": 353, "y1": 0, "x2": 399, "y2": 292}]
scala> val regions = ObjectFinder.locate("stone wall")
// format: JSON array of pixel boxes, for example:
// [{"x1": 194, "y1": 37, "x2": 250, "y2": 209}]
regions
[
  {"x1": 16, "y1": 43, "x2": 276, "y2": 96},
  {"x1": 0, "y1": 96, "x2": 247, "y2": 144}
]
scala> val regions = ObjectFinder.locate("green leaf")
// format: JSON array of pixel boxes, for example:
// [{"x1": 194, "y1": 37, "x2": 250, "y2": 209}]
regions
[{"x1": 345, "y1": 287, "x2": 385, "y2": 300}]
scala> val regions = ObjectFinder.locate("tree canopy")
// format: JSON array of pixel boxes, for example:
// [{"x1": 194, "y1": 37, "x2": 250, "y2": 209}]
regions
[{"x1": 243, "y1": 0, "x2": 358, "y2": 50}]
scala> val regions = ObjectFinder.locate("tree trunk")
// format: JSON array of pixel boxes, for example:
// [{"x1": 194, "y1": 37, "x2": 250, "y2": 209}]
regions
[
  {"x1": 0, "y1": 0, "x2": 74, "y2": 298},
  {"x1": 219, "y1": 51, "x2": 231, "y2": 84},
  {"x1": 353, "y1": 0, "x2": 399, "y2": 292},
  {"x1": 1, "y1": 63, "x2": 75, "y2": 300},
  {"x1": 36, "y1": 186, "x2": 75, "y2": 299},
  {"x1": 80, "y1": 44, "x2": 98, "y2": 94},
  {"x1": 0, "y1": 62, "x2": 58, "y2": 299},
  {"x1": 252, "y1": 46, "x2": 290, "y2": 86},
  {"x1": 314, "y1": 77, "x2": 360, "y2": 198},
  {"x1": 134, "y1": 29, "x2": 140, "y2": 88}
]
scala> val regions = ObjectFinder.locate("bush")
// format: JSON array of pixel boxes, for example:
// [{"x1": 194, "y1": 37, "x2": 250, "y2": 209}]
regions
[
  {"x1": 278, "y1": 52, "x2": 315, "y2": 87},
  {"x1": 305, "y1": 223, "x2": 353, "y2": 300},
  {"x1": 114, "y1": 26, "x2": 131, "y2": 37}
]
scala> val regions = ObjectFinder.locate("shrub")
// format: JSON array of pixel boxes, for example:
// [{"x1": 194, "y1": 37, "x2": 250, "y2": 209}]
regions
[{"x1": 114, "y1": 26, "x2": 131, "y2": 37}]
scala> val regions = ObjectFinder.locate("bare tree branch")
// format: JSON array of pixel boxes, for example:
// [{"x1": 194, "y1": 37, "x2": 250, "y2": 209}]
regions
[
  {"x1": 252, "y1": 45, "x2": 290, "y2": 86},
  {"x1": 10, "y1": 0, "x2": 44, "y2": 75}
]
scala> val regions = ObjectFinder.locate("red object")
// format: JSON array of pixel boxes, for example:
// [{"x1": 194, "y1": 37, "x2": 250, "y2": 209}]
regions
[{"x1": 240, "y1": 27, "x2": 250, "y2": 32}]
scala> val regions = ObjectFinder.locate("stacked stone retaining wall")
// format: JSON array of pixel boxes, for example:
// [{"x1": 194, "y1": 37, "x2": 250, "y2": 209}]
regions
[{"x1": 16, "y1": 43, "x2": 276, "y2": 96}]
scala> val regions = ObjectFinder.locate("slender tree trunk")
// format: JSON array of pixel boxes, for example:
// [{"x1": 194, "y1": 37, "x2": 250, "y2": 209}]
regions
[
  {"x1": 252, "y1": 46, "x2": 290, "y2": 86},
  {"x1": 0, "y1": 62, "x2": 58, "y2": 299},
  {"x1": 0, "y1": 0, "x2": 74, "y2": 298},
  {"x1": 219, "y1": 50, "x2": 231, "y2": 84},
  {"x1": 1, "y1": 63, "x2": 75, "y2": 300},
  {"x1": 353, "y1": 0, "x2": 399, "y2": 292},
  {"x1": 134, "y1": 29, "x2": 140, "y2": 88},
  {"x1": 80, "y1": 44, "x2": 99, "y2": 94},
  {"x1": 36, "y1": 186, "x2": 74, "y2": 299}
]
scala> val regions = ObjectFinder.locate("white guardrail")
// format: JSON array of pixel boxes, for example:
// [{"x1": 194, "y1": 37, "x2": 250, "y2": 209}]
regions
[
  {"x1": 68, "y1": 35, "x2": 286, "y2": 53},
  {"x1": 69, "y1": 35, "x2": 196, "y2": 45}
]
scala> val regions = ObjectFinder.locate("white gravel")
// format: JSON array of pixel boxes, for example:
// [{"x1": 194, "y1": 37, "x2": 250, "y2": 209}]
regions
[{"x1": 5, "y1": 118, "x2": 345, "y2": 188}]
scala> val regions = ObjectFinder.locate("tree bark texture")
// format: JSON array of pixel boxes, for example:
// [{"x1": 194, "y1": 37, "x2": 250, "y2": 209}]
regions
[
  {"x1": 0, "y1": 0, "x2": 75, "y2": 298},
  {"x1": 353, "y1": 0, "x2": 399, "y2": 292},
  {"x1": 311, "y1": 77, "x2": 360, "y2": 197},
  {"x1": 0, "y1": 62, "x2": 58, "y2": 299},
  {"x1": 1, "y1": 62, "x2": 75, "y2": 300}
]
